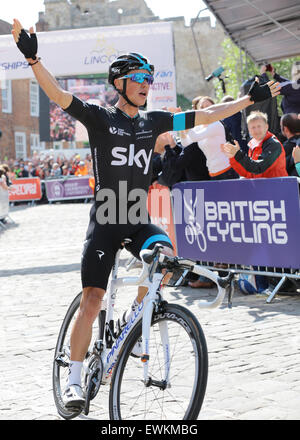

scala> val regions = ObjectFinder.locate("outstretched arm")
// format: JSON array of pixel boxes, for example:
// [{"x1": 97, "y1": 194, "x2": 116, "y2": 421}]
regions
[
  {"x1": 194, "y1": 80, "x2": 280, "y2": 125},
  {"x1": 12, "y1": 19, "x2": 72, "y2": 109}
]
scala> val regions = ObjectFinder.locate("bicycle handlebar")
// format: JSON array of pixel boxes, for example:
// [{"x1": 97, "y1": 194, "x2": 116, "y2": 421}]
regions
[{"x1": 137, "y1": 244, "x2": 233, "y2": 309}]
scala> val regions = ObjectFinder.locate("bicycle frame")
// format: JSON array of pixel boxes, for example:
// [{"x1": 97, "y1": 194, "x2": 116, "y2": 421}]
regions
[
  {"x1": 86, "y1": 247, "x2": 230, "y2": 389},
  {"x1": 99, "y1": 248, "x2": 166, "y2": 385}
]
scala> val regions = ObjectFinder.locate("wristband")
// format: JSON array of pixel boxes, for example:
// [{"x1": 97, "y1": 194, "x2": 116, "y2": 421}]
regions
[{"x1": 28, "y1": 57, "x2": 41, "y2": 66}]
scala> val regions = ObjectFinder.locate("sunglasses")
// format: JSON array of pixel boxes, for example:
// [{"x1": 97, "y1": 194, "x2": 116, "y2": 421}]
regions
[{"x1": 120, "y1": 72, "x2": 154, "y2": 85}]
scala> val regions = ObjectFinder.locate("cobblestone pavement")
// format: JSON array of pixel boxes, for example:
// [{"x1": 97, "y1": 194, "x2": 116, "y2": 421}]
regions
[{"x1": 0, "y1": 202, "x2": 300, "y2": 421}]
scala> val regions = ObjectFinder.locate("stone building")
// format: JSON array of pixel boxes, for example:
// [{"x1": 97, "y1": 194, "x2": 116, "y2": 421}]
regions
[{"x1": 37, "y1": 0, "x2": 225, "y2": 102}]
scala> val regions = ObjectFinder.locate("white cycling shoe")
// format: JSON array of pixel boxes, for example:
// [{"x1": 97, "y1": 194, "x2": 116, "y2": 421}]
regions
[{"x1": 63, "y1": 384, "x2": 85, "y2": 409}]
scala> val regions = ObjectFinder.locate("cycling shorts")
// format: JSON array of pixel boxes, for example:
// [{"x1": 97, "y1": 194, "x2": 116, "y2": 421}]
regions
[{"x1": 81, "y1": 203, "x2": 173, "y2": 290}]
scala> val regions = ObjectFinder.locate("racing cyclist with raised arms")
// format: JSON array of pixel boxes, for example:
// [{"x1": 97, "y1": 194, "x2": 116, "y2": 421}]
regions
[{"x1": 12, "y1": 19, "x2": 280, "y2": 410}]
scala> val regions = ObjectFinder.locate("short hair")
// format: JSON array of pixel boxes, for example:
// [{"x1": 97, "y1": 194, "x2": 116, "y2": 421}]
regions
[
  {"x1": 192, "y1": 96, "x2": 203, "y2": 110},
  {"x1": 221, "y1": 95, "x2": 235, "y2": 103},
  {"x1": 281, "y1": 113, "x2": 300, "y2": 134},
  {"x1": 200, "y1": 96, "x2": 215, "y2": 106},
  {"x1": 247, "y1": 111, "x2": 268, "y2": 125}
]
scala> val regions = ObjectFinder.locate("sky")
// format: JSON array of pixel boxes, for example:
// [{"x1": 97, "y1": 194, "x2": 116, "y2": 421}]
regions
[{"x1": 0, "y1": 0, "x2": 215, "y2": 30}]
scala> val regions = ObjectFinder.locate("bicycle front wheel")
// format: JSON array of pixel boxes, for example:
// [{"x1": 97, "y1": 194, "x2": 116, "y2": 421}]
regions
[{"x1": 109, "y1": 303, "x2": 208, "y2": 420}]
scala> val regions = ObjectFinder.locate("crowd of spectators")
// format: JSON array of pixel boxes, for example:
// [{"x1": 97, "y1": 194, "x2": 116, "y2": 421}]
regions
[{"x1": 0, "y1": 151, "x2": 93, "y2": 183}]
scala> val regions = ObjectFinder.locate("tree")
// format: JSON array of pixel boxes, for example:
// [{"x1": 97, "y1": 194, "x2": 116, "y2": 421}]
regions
[{"x1": 214, "y1": 37, "x2": 300, "y2": 112}]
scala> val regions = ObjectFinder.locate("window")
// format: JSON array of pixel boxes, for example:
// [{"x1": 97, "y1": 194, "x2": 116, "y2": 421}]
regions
[
  {"x1": 1, "y1": 80, "x2": 12, "y2": 113},
  {"x1": 30, "y1": 133, "x2": 40, "y2": 154},
  {"x1": 15, "y1": 132, "x2": 27, "y2": 159},
  {"x1": 30, "y1": 80, "x2": 39, "y2": 117}
]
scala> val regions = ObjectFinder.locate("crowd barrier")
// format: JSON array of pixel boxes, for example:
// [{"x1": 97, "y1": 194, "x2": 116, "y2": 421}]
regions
[
  {"x1": 0, "y1": 189, "x2": 9, "y2": 228},
  {"x1": 9, "y1": 177, "x2": 42, "y2": 202},
  {"x1": 44, "y1": 176, "x2": 94, "y2": 202},
  {"x1": 171, "y1": 177, "x2": 300, "y2": 303},
  {"x1": 5, "y1": 175, "x2": 300, "y2": 303}
]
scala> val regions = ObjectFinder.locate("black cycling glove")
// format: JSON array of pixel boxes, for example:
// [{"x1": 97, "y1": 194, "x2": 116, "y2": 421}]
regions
[
  {"x1": 248, "y1": 79, "x2": 272, "y2": 102},
  {"x1": 16, "y1": 29, "x2": 38, "y2": 60}
]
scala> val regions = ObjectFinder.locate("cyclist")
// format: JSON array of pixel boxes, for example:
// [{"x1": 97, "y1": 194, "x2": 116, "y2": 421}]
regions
[{"x1": 12, "y1": 19, "x2": 280, "y2": 410}]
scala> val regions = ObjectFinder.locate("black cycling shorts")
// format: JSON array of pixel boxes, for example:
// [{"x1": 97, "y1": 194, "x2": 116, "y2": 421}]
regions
[{"x1": 81, "y1": 203, "x2": 173, "y2": 290}]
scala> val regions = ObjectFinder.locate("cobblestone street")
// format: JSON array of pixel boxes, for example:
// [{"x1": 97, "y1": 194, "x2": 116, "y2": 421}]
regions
[{"x1": 1, "y1": 202, "x2": 300, "y2": 420}]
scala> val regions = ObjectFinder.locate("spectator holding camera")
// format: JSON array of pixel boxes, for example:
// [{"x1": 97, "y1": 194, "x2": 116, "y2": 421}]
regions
[{"x1": 261, "y1": 62, "x2": 300, "y2": 114}]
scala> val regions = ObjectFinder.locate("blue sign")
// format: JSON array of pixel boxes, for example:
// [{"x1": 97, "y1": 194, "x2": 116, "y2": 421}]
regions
[{"x1": 172, "y1": 178, "x2": 300, "y2": 269}]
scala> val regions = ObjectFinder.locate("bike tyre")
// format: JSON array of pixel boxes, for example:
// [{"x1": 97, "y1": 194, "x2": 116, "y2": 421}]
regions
[
  {"x1": 109, "y1": 303, "x2": 208, "y2": 420},
  {"x1": 52, "y1": 292, "x2": 83, "y2": 420}
]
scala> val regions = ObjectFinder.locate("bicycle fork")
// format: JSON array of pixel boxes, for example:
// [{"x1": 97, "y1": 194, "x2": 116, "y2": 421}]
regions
[{"x1": 142, "y1": 273, "x2": 170, "y2": 390}]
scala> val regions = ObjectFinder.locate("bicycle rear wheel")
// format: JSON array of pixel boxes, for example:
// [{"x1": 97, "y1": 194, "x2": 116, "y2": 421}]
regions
[
  {"x1": 109, "y1": 303, "x2": 208, "y2": 420},
  {"x1": 52, "y1": 292, "x2": 105, "y2": 419},
  {"x1": 52, "y1": 292, "x2": 82, "y2": 419}
]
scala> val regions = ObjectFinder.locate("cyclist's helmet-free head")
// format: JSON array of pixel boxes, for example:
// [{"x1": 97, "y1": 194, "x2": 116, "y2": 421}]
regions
[{"x1": 108, "y1": 52, "x2": 154, "y2": 107}]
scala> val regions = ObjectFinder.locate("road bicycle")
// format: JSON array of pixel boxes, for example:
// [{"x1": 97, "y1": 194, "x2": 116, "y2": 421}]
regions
[{"x1": 52, "y1": 241, "x2": 233, "y2": 420}]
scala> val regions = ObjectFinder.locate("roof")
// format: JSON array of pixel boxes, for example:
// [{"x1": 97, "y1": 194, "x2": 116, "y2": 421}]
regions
[{"x1": 202, "y1": 0, "x2": 300, "y2": 63}]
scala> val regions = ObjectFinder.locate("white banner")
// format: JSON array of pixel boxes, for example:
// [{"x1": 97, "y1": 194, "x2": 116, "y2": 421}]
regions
[{"x1": 0, "y1": 21, "x2": 176, "y2": 109}]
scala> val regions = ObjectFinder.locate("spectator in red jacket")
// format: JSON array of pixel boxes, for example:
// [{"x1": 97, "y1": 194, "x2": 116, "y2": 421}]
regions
[{"x1": 221, "y1": 111, "x2": 288, "y2": 178}]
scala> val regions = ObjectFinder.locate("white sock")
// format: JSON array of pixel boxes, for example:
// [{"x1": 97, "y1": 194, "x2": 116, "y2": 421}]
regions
[{"x1": 68, "y1": 360, "x2": 83, "y2": 387}]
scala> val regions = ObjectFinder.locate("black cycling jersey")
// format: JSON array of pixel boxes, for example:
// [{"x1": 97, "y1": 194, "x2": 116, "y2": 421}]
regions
[
  {"x1": 64, "y1": 96, "x2": 195, "y2": 198},
  {"x1": 64, "y1": 95, "x2": 194, "y2": 289}
]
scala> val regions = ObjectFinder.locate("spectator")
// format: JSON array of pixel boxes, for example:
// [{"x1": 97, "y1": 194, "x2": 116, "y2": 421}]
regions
[
  {"x1": 75, "y1": 161, "x2": 89, "y2": 176},
  {"x1": 280, "y1": 113, "x2": 300, "y2": 176},
  {"x1": 62, "y1": 165, "x2": 70, "y2": 176},
  {"x1": 0, "y1": 164, "x2": 13, "y2": 187},
  {"x1": 18, "y1": 164, "x2": 29, "y2": 178},
  {"x1": 180, "y1": 96, "x2": 238, "y2": 180},
  {"x1": 222, "y1": 111, "x2": 288, "y2": 178},
  {"x1": 221, "y1": 95, "x2": 248, "y2": 152},
  {"x1": 261, "y1": 62, "x2": 300, "y2": 115},
  {"x1": 0, "y1": 166, "x2": 9, "y2": 222},
  {"x1": 50, "y1": 163, "x2": 62, "y2": 178},
  {"x1": 240, "y1": 71, "x2": 281, "y2": 139},
  {"x1": 292, "y1": 146, "x2": 300, "y2": 176}
]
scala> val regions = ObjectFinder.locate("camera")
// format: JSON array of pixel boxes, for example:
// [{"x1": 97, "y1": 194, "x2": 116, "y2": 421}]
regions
[{"x1": 205, "y1": 66, "x2": 224, "y2": 82}]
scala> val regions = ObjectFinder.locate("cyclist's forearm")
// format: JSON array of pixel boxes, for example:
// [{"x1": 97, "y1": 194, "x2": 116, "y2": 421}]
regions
[
  {"x1": 194, "y1": 96, "x2": 250, "y2": 125},
  {"x1": 28, "y1": 59, "x2": 72, "y2": 109}
]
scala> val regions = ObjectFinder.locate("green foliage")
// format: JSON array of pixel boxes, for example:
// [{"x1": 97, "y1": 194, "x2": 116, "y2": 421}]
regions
[
  {"x1": 214, "y1": 37, "x2": 300, "y2": 107},
  {"x1": 177, "y1": 93, "x2": 192, "y2": 111}
]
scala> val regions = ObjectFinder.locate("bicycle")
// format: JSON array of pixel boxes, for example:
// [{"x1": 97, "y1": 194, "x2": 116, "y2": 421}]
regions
[{"x1": 52, "y1": 241, "x2": 233, "y2": 420}]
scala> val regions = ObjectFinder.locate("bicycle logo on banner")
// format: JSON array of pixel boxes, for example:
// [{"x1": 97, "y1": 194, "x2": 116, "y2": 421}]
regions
[{"x1": 183, "y1": 193, "x2": 207, "y2": 252}]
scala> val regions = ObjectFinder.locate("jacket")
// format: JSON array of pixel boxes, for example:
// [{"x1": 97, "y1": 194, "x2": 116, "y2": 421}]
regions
[{"x1": 230, "y1": 131, "x2": 288, "y2": 178}]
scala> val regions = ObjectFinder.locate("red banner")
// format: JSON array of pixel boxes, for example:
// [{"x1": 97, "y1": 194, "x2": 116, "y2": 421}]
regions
[
  {"x1": 147, "y1": 182, "x2": 177, "y2": 254},
  {"x1": 9, "y1": 178, "x2": 42, "y2": 201}
]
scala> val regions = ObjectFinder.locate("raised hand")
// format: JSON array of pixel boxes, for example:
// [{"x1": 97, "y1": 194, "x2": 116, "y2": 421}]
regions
[
  {"x1": 12, "y1": 19, "x2": 37, "y2": 62},
  {"x1": 248, "y1": 77, "x2": 281, "y2": 102}
]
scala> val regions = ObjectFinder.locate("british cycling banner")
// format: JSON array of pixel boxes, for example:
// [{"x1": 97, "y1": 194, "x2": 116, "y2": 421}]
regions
[
  {"x1": 172, "y1": 178, "x2": 300, "y2": 269},
  {"x1": 9, "y1": 177, "x2": 42, "y2": 202},
  {"x1": 45, "y1": 177, "x2": 94, "y2": 201}
]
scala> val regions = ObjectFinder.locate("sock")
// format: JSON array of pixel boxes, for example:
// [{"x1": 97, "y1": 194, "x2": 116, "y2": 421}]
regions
[{"x1": 68, "y1": 360, "x2": 83, "y2": 387}]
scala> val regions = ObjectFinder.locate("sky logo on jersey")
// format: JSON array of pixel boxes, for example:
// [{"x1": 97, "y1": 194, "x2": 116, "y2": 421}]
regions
[{"x1": 111, "y1": 144, "x2": 153, "y2": 175}]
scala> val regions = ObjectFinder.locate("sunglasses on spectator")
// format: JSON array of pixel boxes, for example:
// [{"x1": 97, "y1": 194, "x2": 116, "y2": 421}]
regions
[{"x1": 120, "y1": 72, "x2": 154, "y2": 85}]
